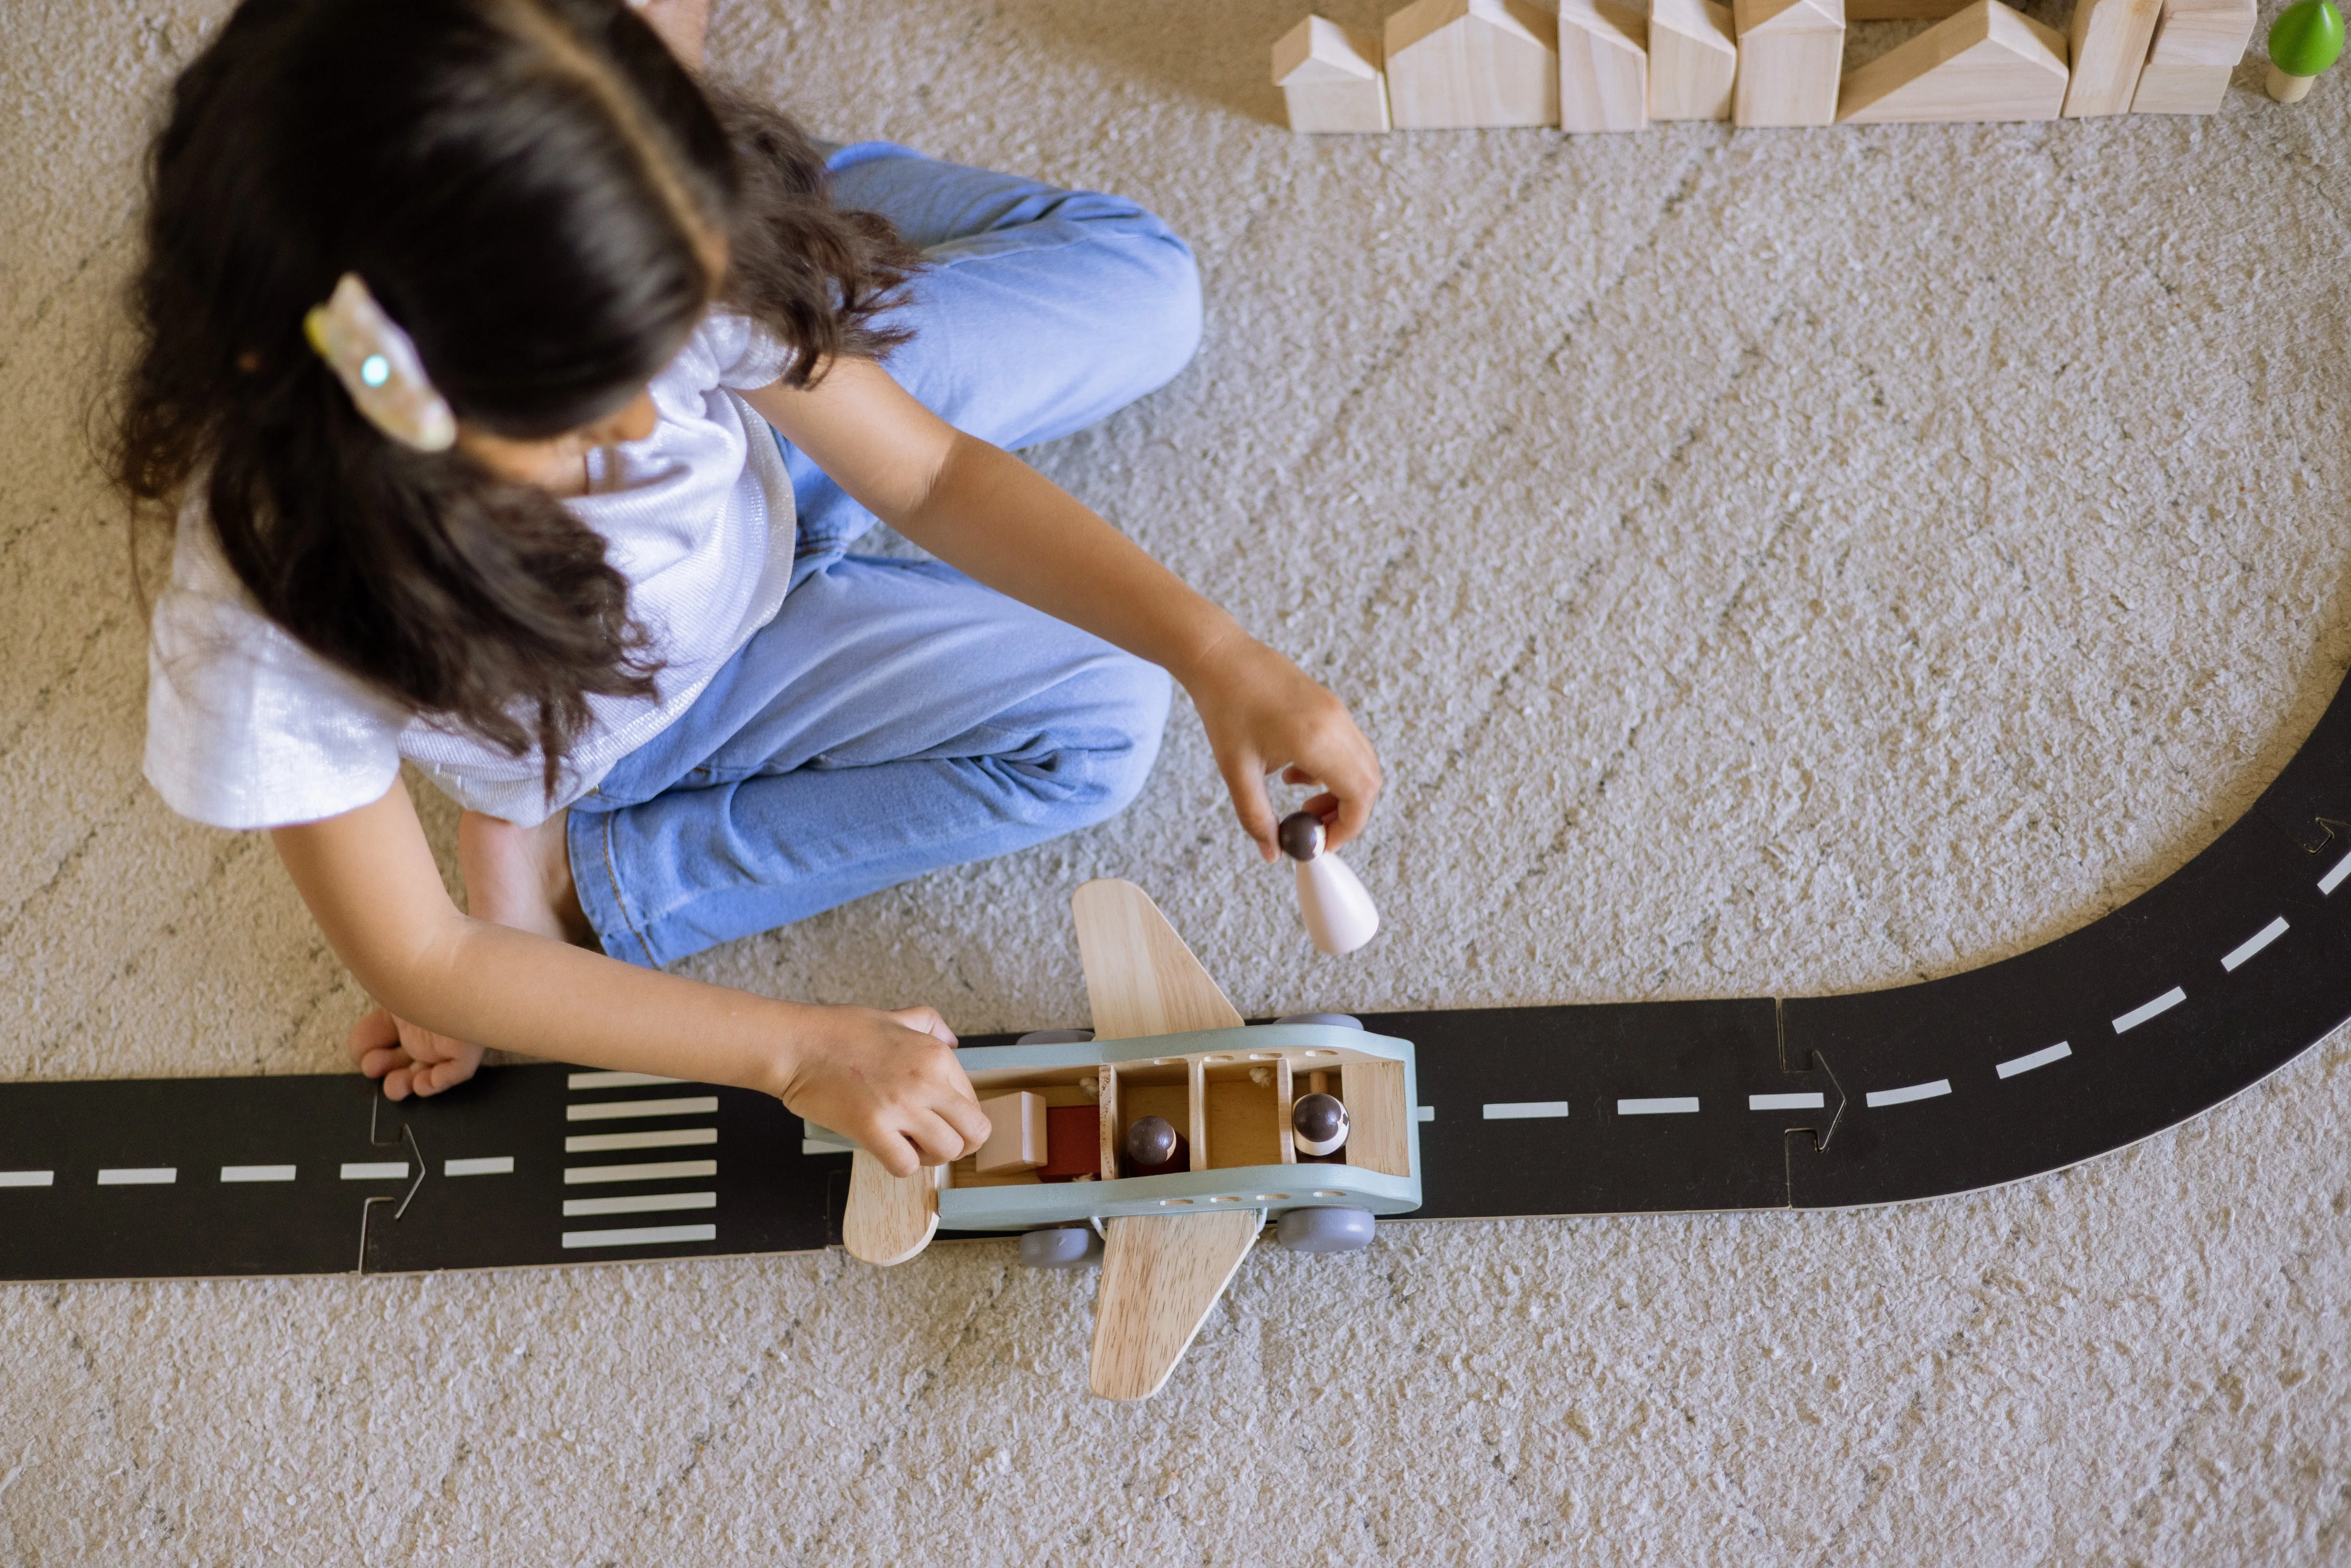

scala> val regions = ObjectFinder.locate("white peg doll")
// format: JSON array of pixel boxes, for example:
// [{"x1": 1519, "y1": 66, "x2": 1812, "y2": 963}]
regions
[{"x1": 1277, "y1": 810, "x2": 1380, "y2": 955}]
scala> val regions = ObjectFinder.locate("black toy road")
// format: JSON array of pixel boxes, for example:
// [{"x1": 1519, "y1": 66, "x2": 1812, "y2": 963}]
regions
[{"x1": 8, "y1": 671, "x2": 2351, "y2": 1284}]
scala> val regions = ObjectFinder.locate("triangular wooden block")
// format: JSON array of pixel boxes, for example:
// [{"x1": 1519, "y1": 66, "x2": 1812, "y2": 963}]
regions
[
  {"x1": 1838, "y1": 0, "x2": 2068, "y2": 121},
  {"x1": 1089, "y1": 1210, "x2": 1263, "y2": 1401},
  {"x1": 1734, "y1": 0, "x2": 1845, "y2": 125},
  {"x1": 1650, "y1": 0, "x2": 1739, "y2": 119},
  {"x1": 1559, "y1": 0, "x2": 1649, "y2": 131},
  {"x1": 1071, "y1": 879, "x2": 1245, "y2": 1041},
  {"x1": 1273, "y1": 15, "x2": 1392, "y2": 132},
  {"x1": 1385, "y1": 0, "x2": 1561, "y2": 128}
]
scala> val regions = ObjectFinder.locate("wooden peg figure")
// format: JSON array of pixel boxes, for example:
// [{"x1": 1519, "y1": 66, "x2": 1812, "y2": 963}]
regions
[
  {"x1": 1278, "y1": 810, "x2": 1380, "y2": 955},
  {"x1": 2267, "y1": 0, "x2": 2345, "y2": 99},
  {"x1": 1124, "y1": 1114, "x2": 1188, "y2": 1177},
  {"x1": 1293, "y1": 1091, "x2": 1352, "y2": 1158}
]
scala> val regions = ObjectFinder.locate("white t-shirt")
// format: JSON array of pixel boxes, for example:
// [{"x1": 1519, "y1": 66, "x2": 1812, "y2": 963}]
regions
[{"x1": 143, "y1": 312, "x2": 799, "y2": 830}]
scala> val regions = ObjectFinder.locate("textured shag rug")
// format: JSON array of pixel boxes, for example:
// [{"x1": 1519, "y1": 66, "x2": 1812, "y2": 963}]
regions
[{"x1": 2, "y1": 0, "x2": 2347, "y2": 1561}]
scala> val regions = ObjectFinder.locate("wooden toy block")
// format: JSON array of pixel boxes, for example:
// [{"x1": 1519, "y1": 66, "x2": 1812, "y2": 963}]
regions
[
  {"x1": 1383, "y1": 0, "x2": 1561, "y2": 128},
  {"x1": 1838, "y1": 0, "x2": 2068, "y2": 121},
  {"x1": 1846, "y1": 0, "x2": 1971, "y2": 18},
  {"x1": 974, "y1": 1090, "x2": 1048, "y2": 1174},
  {"x1": 1273, "y1": 15, "x2": 1393, "y2": 132},
  {"x1": 1559, "y1": 0, "x2": 1650, "y2": 131},
  {"x1": 1650, "y1": 0, "x2": 1739, "y2": 119},
  {"x1": 1039, "y1": 1103, "x2": 1102, "y2": 1182},
  {"x1": 1733, "y1": 0, "x2": 1846, "y2": 126},
  {"x1": 2130, "y1": 0, "x2": 2256, "y2": 111},
  {"x1": 2064, "y1": 0, "x2": 2166, "y2": 115},
  {"x1": 1340, "y1": 1060, "x2": 1415, "y2": 1177}
]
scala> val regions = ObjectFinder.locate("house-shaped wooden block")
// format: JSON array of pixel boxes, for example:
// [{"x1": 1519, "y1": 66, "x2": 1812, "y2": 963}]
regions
[
  {"x1": 1734, "y1": 0, "x2": 1846, "y2": 125},
  {"x1": 1838, "y1": 0, "x2": 2069, "y2": 120},
  {"x1": 1385, "y1": 0, "x2": 1561, "y2": 128},
  {"x1": 2063, "y1": 0, "x2": 2164, "y2": 115},
  {"x1": 2131, "y1": 0, "x2": 2256, "y2": 112},
  {"x1": 1650, "y1": 0, "x2": 1740, "y2": 118},
  {"x1": 1560, "y1": 0, "x2": 1649, "y2": 131},
  {"x1": 1274, "y1": 16, "x2": 1393, "y2": 132}
]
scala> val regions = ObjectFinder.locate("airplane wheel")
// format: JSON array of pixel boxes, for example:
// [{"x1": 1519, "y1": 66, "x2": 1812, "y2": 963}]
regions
[
  {"x1": 1015, "y1": 1028, "x2": 1095, "y2": 1045},
  {"x1": 1019, "y1": 1225, "x2": 1101, "y2": 1269},
  {"x1": 1273, "y1": 1013, "x2": 1363, "y2": 1030},
  {"x1": 1277, "y1": 1206, "x2": 1375, "y2": 1253}
]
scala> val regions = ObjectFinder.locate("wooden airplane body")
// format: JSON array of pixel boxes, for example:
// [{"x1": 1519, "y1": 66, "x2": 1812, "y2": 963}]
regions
[{"x1": 824, "y1": 879, "x2": 1423, "y2": 1400}]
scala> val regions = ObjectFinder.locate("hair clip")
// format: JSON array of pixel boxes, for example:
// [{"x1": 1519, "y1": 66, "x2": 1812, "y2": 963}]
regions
[{"x1": 302, "y1": 272, "x2": 458, "y2": 452}]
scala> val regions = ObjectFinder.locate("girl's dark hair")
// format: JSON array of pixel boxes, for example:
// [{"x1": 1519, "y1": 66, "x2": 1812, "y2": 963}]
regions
[{"x1": 108, "y1": 0, "x2": 921, "y2": 798}]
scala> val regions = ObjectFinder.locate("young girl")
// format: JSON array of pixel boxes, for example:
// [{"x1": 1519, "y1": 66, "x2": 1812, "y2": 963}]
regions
[{"x1": 112, "y1": 0, "x2": 1381, "y2": 1177}]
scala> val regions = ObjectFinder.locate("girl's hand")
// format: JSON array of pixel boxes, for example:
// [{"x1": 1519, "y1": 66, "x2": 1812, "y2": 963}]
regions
[
  {"x1": 347, "y1": 1006, "x2": 484, "y2": 1099},
  {"x1": 1184, "y1": 633, "x2": 1383, "y2": 863},
  {"x1": 773, "y1": 1004, "x2": 989, "y2": 1176}
]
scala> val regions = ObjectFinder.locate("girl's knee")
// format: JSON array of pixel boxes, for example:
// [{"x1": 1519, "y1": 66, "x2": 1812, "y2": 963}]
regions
[{"x1": 1115, "y1": 223, "x2": 1203, "y2": 390}]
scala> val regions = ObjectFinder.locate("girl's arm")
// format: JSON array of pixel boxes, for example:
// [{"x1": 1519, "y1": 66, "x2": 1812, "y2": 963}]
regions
[
  {"x1": 270, "y1": 778, "x2": 989, "y2": 1173},
  {"x1": 742, "y1": 363, "x2": 1383, "y2": 858}
]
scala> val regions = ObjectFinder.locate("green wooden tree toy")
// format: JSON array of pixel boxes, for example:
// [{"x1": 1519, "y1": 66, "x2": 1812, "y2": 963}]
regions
[{"x1": 2268, "y1": 0, "x2": 2346, "y2": 102}]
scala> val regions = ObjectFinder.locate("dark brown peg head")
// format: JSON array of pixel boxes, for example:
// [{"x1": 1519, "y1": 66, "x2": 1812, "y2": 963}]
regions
[
  {"x1": 1125, "y1": 1115, "x2": 1180, "y2": 1167},
  {"x1": 1277, "y1": 811, "x2": 1325, "y2": 863},
  {"x1": 1293, "y1": 1092, "x2": 1349, "y2": 1147}
]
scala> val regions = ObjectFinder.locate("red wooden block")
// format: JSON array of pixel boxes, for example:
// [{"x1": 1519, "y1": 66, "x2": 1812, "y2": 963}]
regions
[{"x1": 1037, "y1": 1105, "x2": 1101, "y2": 1183}]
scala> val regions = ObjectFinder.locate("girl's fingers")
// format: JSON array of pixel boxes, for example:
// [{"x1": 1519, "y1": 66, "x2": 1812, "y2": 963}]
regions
[
  {"x1": 940, "y1": 1094, "x2": 992, "y2": 1155},
  {"x1": 1215, "y1": 749, "x2": 1279, "y2": 861},
  {"x1": 346, "y1": 1008, "x2": 399, "y2": 1064},
  {"x1": 889, "y1": 1005, "x2": 958, "y2": 1047},
  {"x1": 904, "y1": 1108, "x2": 970, "y2": 1166}
]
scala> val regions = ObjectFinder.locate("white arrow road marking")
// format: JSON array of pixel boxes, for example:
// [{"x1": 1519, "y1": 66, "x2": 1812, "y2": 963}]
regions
[
  {"x1": 1617, "y1": 1097, "x2": 1700, "y2": 1115},
  {"x1": 1865, "y1": 1079, "x2": 1951, "y2": 1109},
  {"x1": 2112, "y1": 987, "x2": 2186, "y2": 1034},
  {"x1": 565, "y1": 1096, "x2": 718, "y2": 1123},
  {"x1": 2221, "y1": 917, "x2": 2288, "y2": 972},
  {"x1": 564, "y1": 1159, "x2": 717, "y2": 1185},
  {"x1": 561, "y1": 1191, "x2": 716, "y2": 1218},
  {"x1": 561, "y1": 1223, "x2": 715, "y2": 1250},
  {"x1": 1996, "y1": 1041, "x2": 2072, "y2": 1079},
  {"x1": 1482, "y1": 1101, "x2": 1569, "y2": 1119},
  {"x1": 1748, "y1": 1092, "x2": 1825, "y2": 1111}
]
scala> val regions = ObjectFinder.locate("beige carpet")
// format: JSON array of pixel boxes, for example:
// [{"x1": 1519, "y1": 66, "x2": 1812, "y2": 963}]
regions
[{"x1": 6, "y1": 0, "x2": 2350, "y2": 1560}]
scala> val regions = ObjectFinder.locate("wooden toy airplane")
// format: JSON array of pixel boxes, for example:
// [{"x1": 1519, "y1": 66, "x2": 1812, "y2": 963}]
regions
[{"x1": 820, "y1": 879, "x2": 1423, "y2": 1401}]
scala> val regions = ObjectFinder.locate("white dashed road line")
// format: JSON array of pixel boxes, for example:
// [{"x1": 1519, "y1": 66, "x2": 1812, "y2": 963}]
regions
[
  {"x1": 2322, "y1": 851, "x2": 2351, "y2": 896},
  {"x1": 221, "y1": 1165, "x2": 295, "y2": 1182},
  {"x1": 2221, "y1": 917, "x2": 2288, "y2": 972},
  {"x1": 1617, "y1": 1097, "x2": 1700, "y2": 1116},
  {"x1": 564, "y1": 1096, "x2": 719, "y2": 1123},
  {"x1": 444, "y1": 1157, "x2": 513, "y2": 1177},
  {"x1": 1748, "y1": 1092, "x2": 1825, "y2": 1111},
  {"x1": 560, "y1": 1191, "x2": 717, "y2": 1218},
  {"x1": 340, "y1": 1162, "x2": 409, "y2": 1180},
  {"x1": 1865, "y1": 1079, "x2": 1951, "y2": 1109},
  {"x1": 0, "y1": 1171, "x2": 55, "y2": 1188},
  {"x1": 561, "y1": 1223, "x2": 716, "y2": 1250},
  {"x1": 1996, "y1": 1041, "x2": 2073, "y2": 1079},
  {"x1": 1482, "y1": 1101, "x2": 1569, "y2": 1119},
  {"x1": 97, "y1": 1168, "x2": 176, "y2": 1185},
  {"x1": 1414, "y1": 1106, "x2": 1435, "y2": 1122},
  {"x1": 2112, "y1": 987, "x2": 2186, "y2": 1034}
]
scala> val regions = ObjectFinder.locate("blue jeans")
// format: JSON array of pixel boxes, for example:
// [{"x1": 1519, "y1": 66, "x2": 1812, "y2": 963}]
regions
[{"x1": 567, "y1": 143, "x2": 1201, "y2": 967}]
